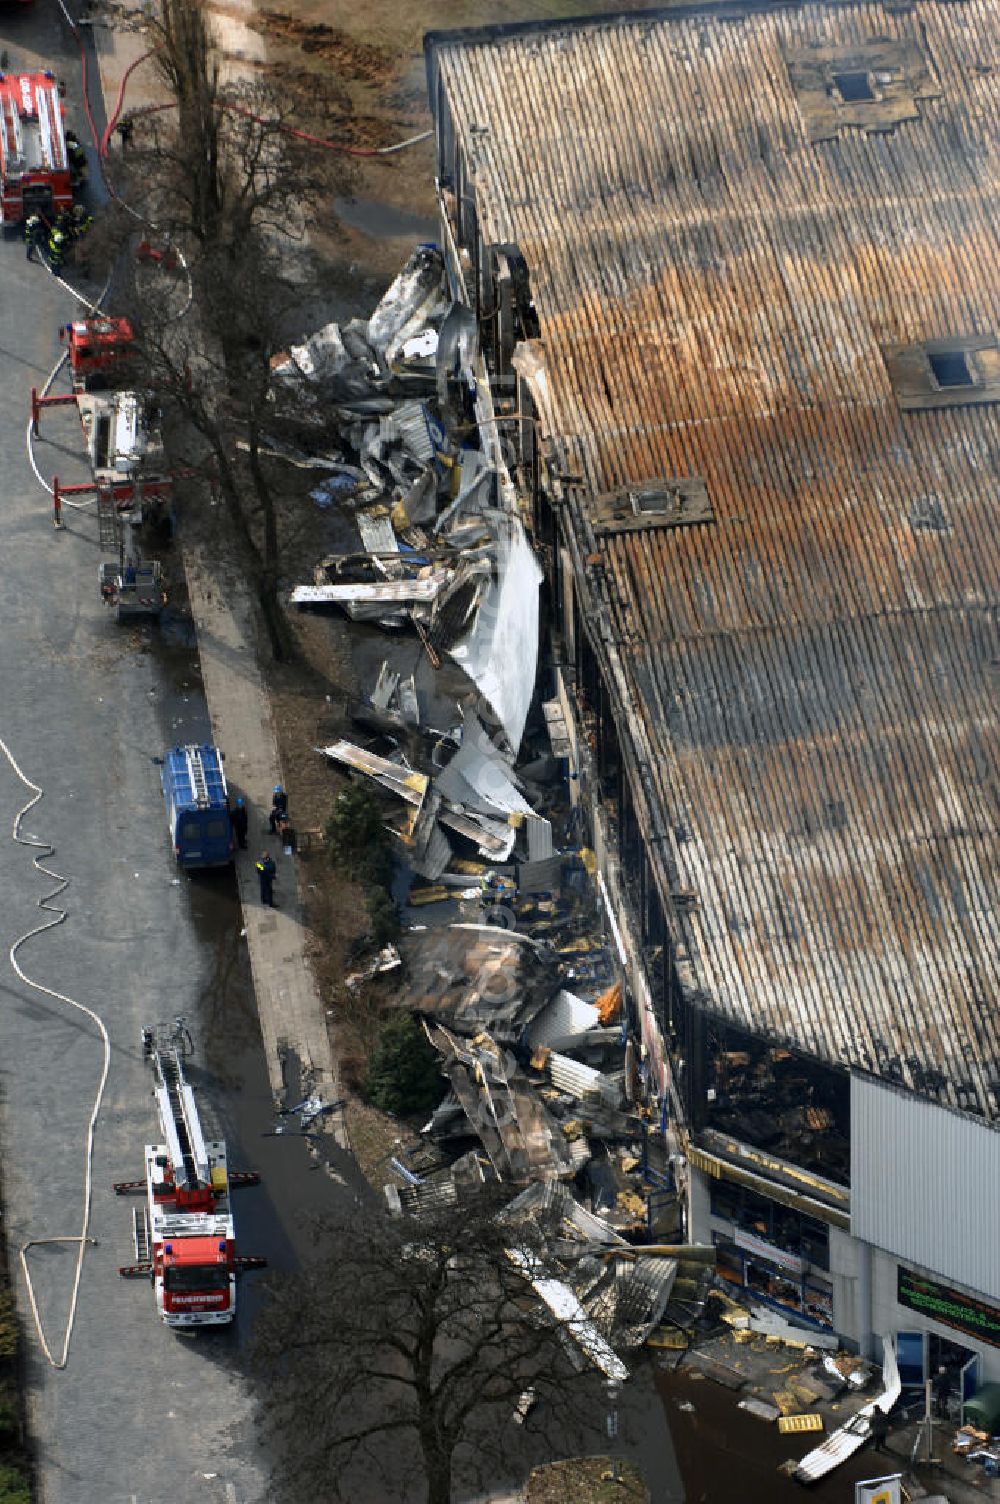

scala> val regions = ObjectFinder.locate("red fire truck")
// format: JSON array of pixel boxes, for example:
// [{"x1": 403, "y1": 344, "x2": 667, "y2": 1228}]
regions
[
  {"x1": 0, "y1": 71, "x2": 72, "y2": 224},
  {"x1": 116, "y1": 1024, "x2": 265, "y2": 1328},
  {"x1": 61, "y1": 316, "x2": 136, "y2": 391}
]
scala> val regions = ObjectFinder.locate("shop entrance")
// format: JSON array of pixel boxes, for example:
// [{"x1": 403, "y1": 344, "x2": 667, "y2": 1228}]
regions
[{"x1": 897, "y1": 1330, "x2": 979, "y2": 1414}]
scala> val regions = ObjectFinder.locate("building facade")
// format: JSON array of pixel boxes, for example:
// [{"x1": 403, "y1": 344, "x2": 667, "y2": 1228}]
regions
[{"x1": 426, "y1": 0, "x2": 1000, "y2": 1387}]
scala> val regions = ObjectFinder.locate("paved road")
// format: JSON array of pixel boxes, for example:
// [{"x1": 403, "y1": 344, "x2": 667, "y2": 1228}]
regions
[{"x1": 0, "y1": 10, "x2": 354, "y2": 1504}]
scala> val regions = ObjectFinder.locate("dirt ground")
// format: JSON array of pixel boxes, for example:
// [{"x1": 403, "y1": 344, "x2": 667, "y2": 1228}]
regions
[
  {"x1": 208, "y1": 0, "x2": 666, "y2": 282},
  {"x1": 527, "y1": 1457, "x2": 649, "y2": 1504}
]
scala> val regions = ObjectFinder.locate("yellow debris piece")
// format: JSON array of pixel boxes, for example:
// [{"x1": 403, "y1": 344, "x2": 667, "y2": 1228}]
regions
[
  {"x1": 646, "y1": 1328, "x2": 689, "y2": 1349},
  {"x1": 772, "y1": 1389, "x2": 801, "y2": 1416},
  {"x1": 408, "y1": 885, "x2": 450, "y2": 905},
  {"x1": 777, "y1": 1414, "x2": 824, "y2": 1435},
  {"x1": 390, "y1": 500, "x2": 409, "y2": 533}
]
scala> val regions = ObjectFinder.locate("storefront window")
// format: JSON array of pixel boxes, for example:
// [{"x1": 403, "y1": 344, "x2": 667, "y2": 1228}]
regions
[
  {"x1": 709, "y1": 1182, "x2": 830, "y2": 1270},
  {"x1": 710, "y1": 1230, "x2": 834, "y2": 1330}
]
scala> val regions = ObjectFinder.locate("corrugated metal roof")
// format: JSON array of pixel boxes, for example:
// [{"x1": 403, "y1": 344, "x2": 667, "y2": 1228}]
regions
[
  {"x1": 613, "y1": 1256, "x2": 678, "y2": 1349},
  {"x1": 429, "y1": 1, "x2": 1000, "y2": 1119}
]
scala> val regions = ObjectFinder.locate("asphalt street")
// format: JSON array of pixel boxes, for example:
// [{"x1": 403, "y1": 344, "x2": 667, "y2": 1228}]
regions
[{"x1": 0, "y1": 9, "x2": 352, "y2": 1504}]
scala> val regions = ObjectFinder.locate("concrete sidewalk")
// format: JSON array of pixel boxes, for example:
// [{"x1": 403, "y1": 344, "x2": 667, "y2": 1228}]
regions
[
  {"x1": 184, "y1": 546, "x2": 347, "y2": 1148},
  {"x1": 88, "y1": 9, "x2": 346, "y2": 1154}
]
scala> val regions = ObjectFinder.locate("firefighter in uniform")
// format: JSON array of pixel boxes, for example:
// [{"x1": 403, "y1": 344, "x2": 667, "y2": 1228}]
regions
[
  {"x1": 65, "y1": 130, "x2": 88, "y2": 185},
  {"x1": 47, "y1": 225, "x2": 68, "y2": 272},
  {"x1": 24, "y1": 213, "x2": 44, "y2": 263},
  {"x1": 70, "y1": 203, "x2": 93, "y2": 239}
]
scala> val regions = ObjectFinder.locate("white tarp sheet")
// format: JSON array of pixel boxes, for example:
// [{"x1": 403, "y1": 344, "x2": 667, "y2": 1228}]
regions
[
  {"x1": 449, "y1": 513, "x2": 542, "y2": 755},
  {"x1": 794, "y1": 1337, "x2": 900, "y2": 1483},
  {"x1": 436, "y1": 708, "x2": 534, "y2": 819}
]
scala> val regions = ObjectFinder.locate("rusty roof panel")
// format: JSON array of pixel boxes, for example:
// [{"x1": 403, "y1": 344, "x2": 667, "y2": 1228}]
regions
[{"x1": 430, "y1": 1, "x2": 1000, "y2": 1118}]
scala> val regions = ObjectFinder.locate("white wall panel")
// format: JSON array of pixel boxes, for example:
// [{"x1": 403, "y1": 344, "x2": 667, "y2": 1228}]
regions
[{"x1": 851, "y1": 1075, "x2": 1000, "y2": 1301}]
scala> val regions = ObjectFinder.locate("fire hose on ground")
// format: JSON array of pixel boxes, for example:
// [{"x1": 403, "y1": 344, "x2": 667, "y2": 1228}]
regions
[{"x1": 0, "y1": 733, "x2": 110, "y2": 1370}]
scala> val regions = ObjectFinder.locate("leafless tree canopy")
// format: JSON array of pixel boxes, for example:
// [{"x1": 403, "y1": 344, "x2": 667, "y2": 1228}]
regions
[
  {"x1": 94, "y1": 0, "x2": 355, "y2": 657},
  {"x1": 252, "y1": 1199, "x2": 609, "y2": 1504},
  {"x1": 136, "y1": 0, "x2": 352, "y2": 251}
]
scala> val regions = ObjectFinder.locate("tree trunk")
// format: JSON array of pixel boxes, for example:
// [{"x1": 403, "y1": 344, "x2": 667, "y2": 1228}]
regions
[
  {"x1": 421, "y1": 1444, "x2": 452, "y2": 1504},
  {"x1": 246, "y1": 411, "x2": 290, "y2": 663}
]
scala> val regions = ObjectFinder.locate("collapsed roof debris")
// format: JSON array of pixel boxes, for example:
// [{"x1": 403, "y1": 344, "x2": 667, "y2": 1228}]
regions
[
  {"x1": 290, "y1": 243, "x2": 698, "y2": 1390},
  {"x1": 282, "y1": 246, "x2": 540, "y2": 755},
  {"x1": 501, "y1": 1184, "x2": 680, "y2": 1356},
  {"x1": 426, "y1": 1022, "x2": 576, "y2": 1183},
  {"x1": 505, "y1": 1246, "x2": 630, "y2": 1383},
  {"x1": 524, "y1": 989, "x2": 601, "y2": 1051},
  {"x1": 397, "y1": 924, "x2": 560, "y2": 1043},
  {"x1": 318, "y1": 710, "x2": 544, "y2": 874}
]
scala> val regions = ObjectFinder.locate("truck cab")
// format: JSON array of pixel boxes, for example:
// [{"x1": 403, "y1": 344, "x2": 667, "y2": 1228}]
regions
[
  {"x1": 147, "y1": 1142, "x2": 236, "y2": 1328},
  {"x1": 160, "y1": 744, "x2": 234, "y2": 868},
  {"x1": 63, "y1": 316, "x2": 136, "y2": 391}
]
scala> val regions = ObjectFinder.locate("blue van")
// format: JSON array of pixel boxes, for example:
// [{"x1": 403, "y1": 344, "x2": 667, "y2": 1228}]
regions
[{"x1": 160, "y1": 744, "x2": 234, "y2": 869}]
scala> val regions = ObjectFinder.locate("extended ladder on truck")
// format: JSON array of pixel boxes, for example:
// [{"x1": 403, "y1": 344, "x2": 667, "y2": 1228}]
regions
[
  {"x1": 97, "y1": 490, "x2": 120, "y2": 550},
  {"x1": 114, "y1": 1024, "x2": 264, "y2": 1326},
  {"x1": 31, "y1": 344, "x2": 170, "y2": 619}
]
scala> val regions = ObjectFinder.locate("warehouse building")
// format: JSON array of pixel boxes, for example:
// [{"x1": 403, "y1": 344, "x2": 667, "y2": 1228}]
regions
[{"x1": 425, "y1": 0, "x2": 1000, "y2": 1392}]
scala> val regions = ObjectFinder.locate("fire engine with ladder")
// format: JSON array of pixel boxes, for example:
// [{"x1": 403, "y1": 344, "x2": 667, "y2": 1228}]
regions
[
  {"x1": 115, "y1": 1023, "x2": 265, "y2": 1328},
  {"x1": 32, "y1": 316, "x2": 171, "y2": 620},
  {"x1": 0, "y1": 71, "x2": 71, "y2": 224}
]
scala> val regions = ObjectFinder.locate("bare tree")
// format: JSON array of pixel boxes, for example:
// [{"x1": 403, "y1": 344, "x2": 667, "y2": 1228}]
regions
[
  {"x1": 252, "y1": 1198, "x2": 617, "y2": 1504},
  {"x1": 115, "y1": 240, "x2": 307, "y2": 658},
  {"x1": 132, "y1": 0, "x2": 349, "y2": 252},
  {"x1": 94, "y1": 0, "x2": 355, "y2": 657}
]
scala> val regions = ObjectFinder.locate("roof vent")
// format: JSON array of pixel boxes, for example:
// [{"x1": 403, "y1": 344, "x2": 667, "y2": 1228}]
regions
[
  {"x1": 883, "y1": 336, "x2": 1000, "y2": 411},
  {"x1": 591, "y1": 477, "x2": 713, "y2": 536},
  {"x1": 784, "y1": 38, "x2": 937, "y2": 142}
]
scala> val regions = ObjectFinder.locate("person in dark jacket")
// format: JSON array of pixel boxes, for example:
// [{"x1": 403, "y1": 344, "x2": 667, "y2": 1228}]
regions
[
  {"x1": 231, "y1": 797, "x2": 248, "y2": 850},
  {"x1": 269, "y1": 784, "x2": 288, "y2": 833},
  {"x1": 256, "y1": 851, "x2": 276, "y2": 906},
  {"x1": 65, "y1": 131, "x2": 88, "y2": 185},
  {"x1": 935, "y1": 1366, "x2": 954, "y2": 1420},
  {"x1": 870, "y1": 1407, "x2": 890, "y2": 1453}
]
